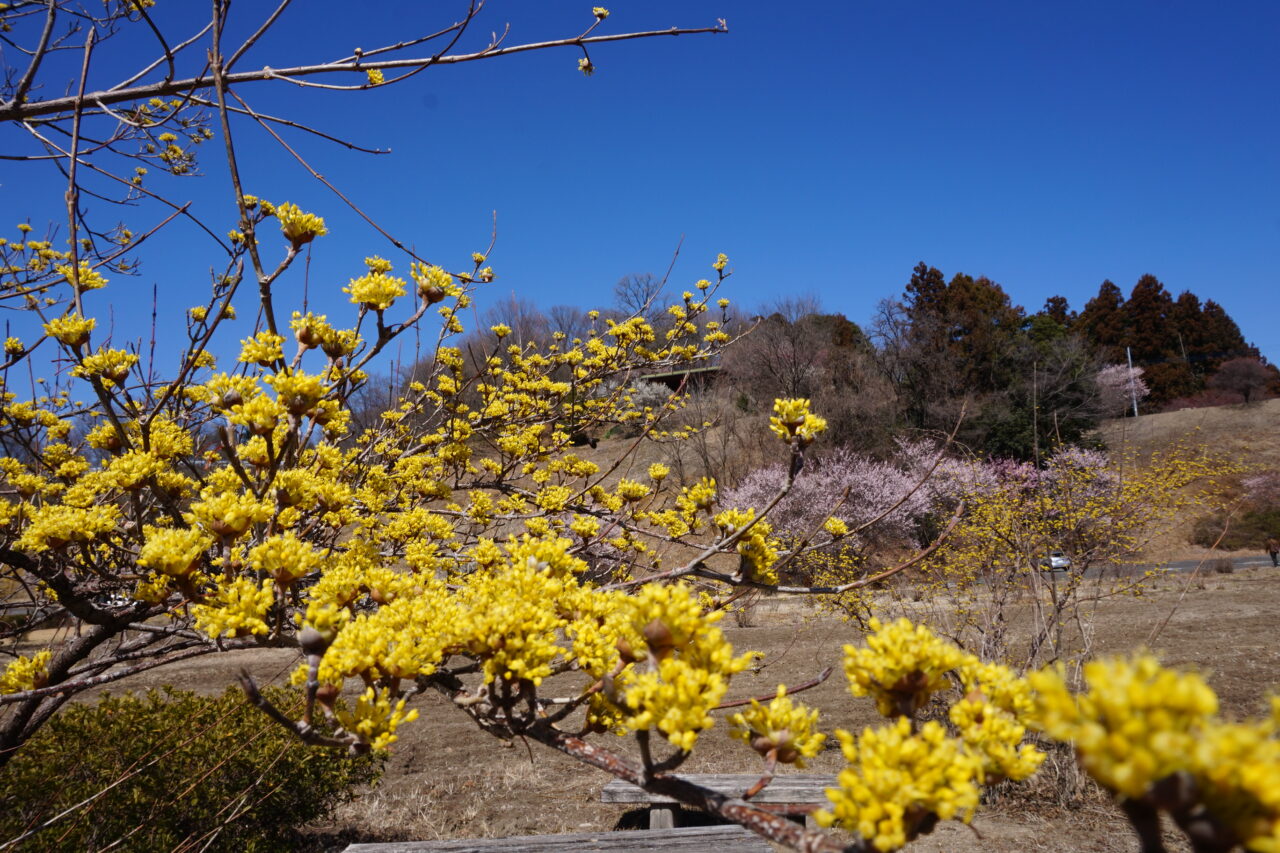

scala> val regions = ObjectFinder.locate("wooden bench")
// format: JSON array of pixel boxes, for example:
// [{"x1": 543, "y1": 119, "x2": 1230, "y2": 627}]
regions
[
  {"x1": 340, "y1": 825, "x2": 773, "y2": 852},
  {"x1": 600, "y1": 773, "x2": 835, "y2": 830}
]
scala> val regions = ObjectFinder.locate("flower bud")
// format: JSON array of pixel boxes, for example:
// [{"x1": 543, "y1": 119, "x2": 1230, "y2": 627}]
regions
[
  {"x1": 316, "y1": 683, "x2": 340, "y2": 710},
  {"x1": 419, "y1": 283, "x2": 446, "y2": 305},
  {"x1": 299, "y1": 626, "x2": 330, "y2": 656},
  {"x1": 642, "y1": 618, "x2": 676, "y2": 659}
]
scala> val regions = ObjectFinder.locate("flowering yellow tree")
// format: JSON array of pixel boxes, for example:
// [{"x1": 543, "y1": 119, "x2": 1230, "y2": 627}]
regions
[
  {"x1": 915, "y1": 445, "x2": 1232, "y2": 668},
  {"x1": 0, "y1": 6, "x2": 973, "y2": 851},
  {"x1": 1, "y1": 6, "x2": 1271, "y2": 853}
]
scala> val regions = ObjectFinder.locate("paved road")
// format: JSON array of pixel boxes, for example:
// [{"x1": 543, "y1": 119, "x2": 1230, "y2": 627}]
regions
[
  {"x1": 1159, "y1": 556, "x2": 1274, "y2": 573},
  {"x1": 1041, "y1": 555, "x2": 1275, "y2": 579}
]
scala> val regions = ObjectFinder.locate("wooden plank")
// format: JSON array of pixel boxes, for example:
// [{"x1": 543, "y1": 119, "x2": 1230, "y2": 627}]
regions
[
  {"x1": 341, "y1": 824, "x2": 773, "y2": 852},
  {"x1": 600, "y1": 773, "x2": 835, "y2": 805},
  {"x1": 647, "y1": 804, "x2": 676, "y2": 830}
]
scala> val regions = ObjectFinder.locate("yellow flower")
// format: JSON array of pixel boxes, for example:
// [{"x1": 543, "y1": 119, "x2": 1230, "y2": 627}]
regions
[
  {"x1": 276, "y1": 202, "x2": 327, "y2": 247},
  {"x1": 843, "y1": 618, "x2": 971, "y2": 718},
  {"x1": 366, "y1": 68, "x2": 384, "y2": 85},
  {"x1": 768, "y1": 397, "x2": 826, "y2": 444},
  {"x1": 345, "y1": 270, "x2": 406, "y2": 311},
  {"x1": 619, "y1": 583, "x2": 754, "y2": 751},
  {"x1": 268, "y1": 370, "x2": 327, "y2": 415},
  {"x1": 817, "y1": 717, "x2": 981, "y2": 852},
  {"x1": 72, "y1": 348, "x2": 138, "y2": 385},
  {"x1": 411, "y1": 263, "x2": 454, "y2": 303},
  {"x1": 336, "y1": 687, "x2": 419, "y2": 751},
  {"x1": 248, "y1": 531, "x2": 321, "y2": 585},
  {"x1": 823, "y1": 517, "x2": 850, "y2": 538},
  {"x1": 578, "y1": 57, "x2": 595, "y2": 76},
  {"x1": 714, "y1": 508, "x2": 780, "y2": 584},
  {"x1": 17, "y1": 504, "x2": 119, "y2": 551},
  {"x1": 43, "y1": 314, "x2": 95, "y2": 347},
  {"x1": 238, "y1": 331, "x2": 285, "y2": 365},
  {"x1": 592, "y1": 6, "x2": 610, "y2": 19},
  {"x1": 729, "y1": 686, "x2": 826, "y2": 767},
  {"x1": 1030, "y1": 654, "x2": 1218, "y2": 800},
  {"x1": 0, "y1": 651, "x2": 51, "y2": 693},
  {"x1": 55, "y1": 262, "x2": 107, "y2": 291},
  {"x1": 948, "y1": 695, "x2": 1043, "y2": 782},
  {"x1": 137, "y1": 526, "x2": 212, "y2": 577},
  {"x1": 616, "y1": 479, "x2": 650, "y2": 502},
  {"x1": 193, "y1": 578, "x2": 275, "y2": 638}
]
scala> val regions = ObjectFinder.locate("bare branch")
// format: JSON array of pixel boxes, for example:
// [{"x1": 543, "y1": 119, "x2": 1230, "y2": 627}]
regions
[
  {"x1": 5, "y1": 0, "x2": 57, "y2": 111},
  {"x1": 0, "y1": 24, "x2": 729, "y2": 123}
]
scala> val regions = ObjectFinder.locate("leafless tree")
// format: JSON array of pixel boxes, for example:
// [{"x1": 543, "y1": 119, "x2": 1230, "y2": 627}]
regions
[
  {"x1": 613, "y1": 272, "x2": 666, "y2": 323},
  {"x1": 548, "y1": 304, "x2": 592, "y2": 342},
  {"x1": 1208, "y1": 357, "x2": 1277, "y2": 404}
]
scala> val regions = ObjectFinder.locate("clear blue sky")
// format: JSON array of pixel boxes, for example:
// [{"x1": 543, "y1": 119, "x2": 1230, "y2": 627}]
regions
[{"x1": 3, "y1": 0, "x2": 1277, "y2": 374}]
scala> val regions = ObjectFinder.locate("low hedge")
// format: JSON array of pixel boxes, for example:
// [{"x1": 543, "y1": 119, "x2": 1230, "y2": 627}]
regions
[{"x1": 0, "y1": 685, "x2": 380, "y2": 852}]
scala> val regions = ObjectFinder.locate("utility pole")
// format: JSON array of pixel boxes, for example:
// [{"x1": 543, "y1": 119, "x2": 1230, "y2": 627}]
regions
[{"x1": 1126, "y1": 346, "x2": 1139, "y2": 417}]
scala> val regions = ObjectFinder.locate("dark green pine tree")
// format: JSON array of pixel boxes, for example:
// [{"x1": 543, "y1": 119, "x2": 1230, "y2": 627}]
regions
[
  {"x1": 1123, "y1": 274, "x2": 1176, "y2": 362},
  {"x1": 898, "y1": 263, "x2": 960, "y2": 430},
  {"x1": 1169, "y1": 291, "x2": 1206, "y2": 378},
  {"x1": 942, "y1": 273, "x2": 1027, "y2": 392},
  {"x1": 1197, "y1": 300, "x2": 1253, "y2": 371},
  {"x1": 1077, "y1": 280, "x2": 1127, "y2": 364},
  {"x1": 1123, "y1": 274, "x2": 1195, "y2": 405},
  {"x1": 1041, "y1": 295, "x2": 1075, "y2": 329}
]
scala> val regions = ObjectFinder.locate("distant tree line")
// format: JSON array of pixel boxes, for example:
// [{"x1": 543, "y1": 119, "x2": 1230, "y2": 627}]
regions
[
  {"x1": 384, "y1": 264, "x2": 1275, "y2": 468},
  {"x1": 715, "y1": 263, "x2": 1275, "y2": 464}
]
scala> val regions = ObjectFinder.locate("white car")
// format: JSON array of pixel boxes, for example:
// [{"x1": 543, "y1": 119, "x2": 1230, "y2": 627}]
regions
[{"x1": 1042, "y1": 550, "x2": 1072, "y2": 571}]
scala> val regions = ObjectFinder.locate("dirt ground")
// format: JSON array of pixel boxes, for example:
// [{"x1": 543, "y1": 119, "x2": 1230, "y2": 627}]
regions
[{"x1": 76, "y1": 562, "x2": 1277, "y2": 853}]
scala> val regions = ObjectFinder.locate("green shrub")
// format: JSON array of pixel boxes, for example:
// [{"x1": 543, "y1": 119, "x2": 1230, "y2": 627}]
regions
[{"x1": 0, "y1": 686, "x2": 380, "y2": 852}]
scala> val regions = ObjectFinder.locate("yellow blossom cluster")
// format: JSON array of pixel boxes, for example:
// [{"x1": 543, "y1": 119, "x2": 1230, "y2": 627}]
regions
[
  {"x1": 336, "y1": 687, "x2": 419, "y2": 751},
  {"x1": 821, "y1": 619, "x2": 1045, "y2": 850},
  {"x1": 1032, "y1": 654, "x2": 1280, "y2": 851},
  {"x1": 729, "y1": 686, "x2": 826, "y2": 767},
  {"x1": 42, "y1": 314, "x2": 95, "y2": 347},
  {"x1": 71, "y1": 348, "x2": 138, "y2": 384},
  {"x1": 0, "y1": 650, "x2": 51, "y2": 694},
  {"x1": 238, "y1": 331, "x2": 285, "y2": 365},
  {"x1": 616, "y1": 582, "x2": 755, "y2": 751},
  {"x1": 843, "y1": 618, "x2": 970, "y2": 717},
  {"x1": 0, "y1": 226, "x2": 750, "y2": 762},
  {"x1": 275, "y1": 202, "x2": 327, "y2": 247},
  {"x1": 1033, "y1": 655, "x2": 1217, "y2": 799},
  {"x1": 55, "y1": 262, "x2": 108, "y2": 291},
  {"x1": 951, "y1": 660, "x2": 1043, "y2": 782},
  {"x1": 345, "y1": 269, "x2": 406, "y2": 312},
  {"x1": 193, "y1": 578, "x2": 275, "y2": 638},
  {"x1": 817, "y1": 718, "x2": 982, "y2": 852},
  {"x1": 713, "y1": 507, "x2": 781, "y2": 584},
  {"x1": 769, "y1": 397, "x2": 827, "y2": 445}
]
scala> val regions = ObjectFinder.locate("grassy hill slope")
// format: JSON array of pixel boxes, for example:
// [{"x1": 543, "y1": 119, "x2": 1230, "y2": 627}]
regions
[{"x1": 1095, "y1": 397, "x2": 1280, "y2": 560}]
